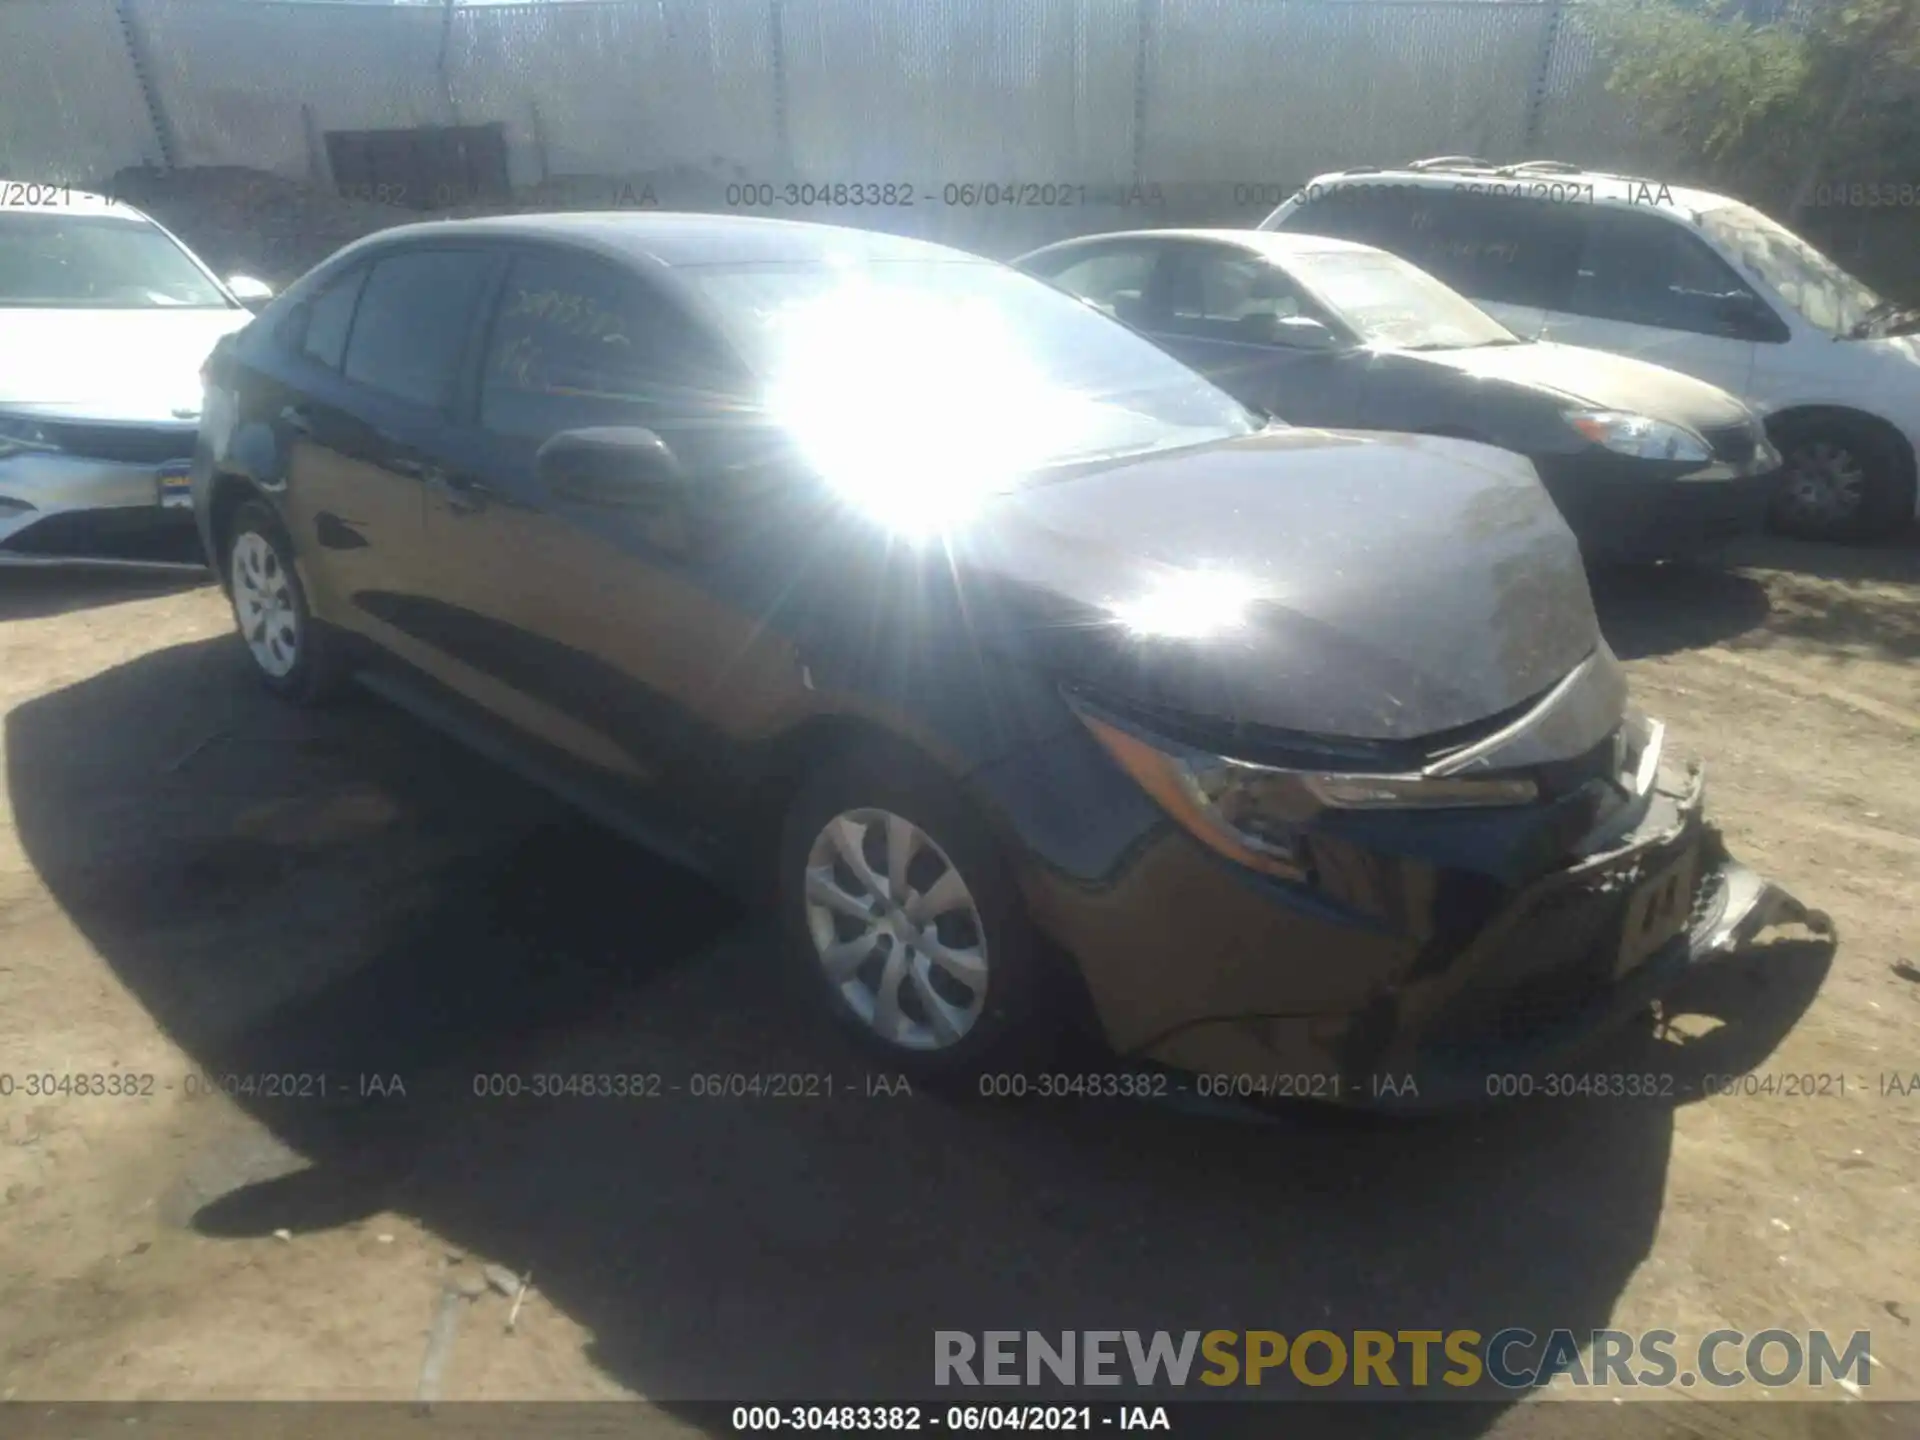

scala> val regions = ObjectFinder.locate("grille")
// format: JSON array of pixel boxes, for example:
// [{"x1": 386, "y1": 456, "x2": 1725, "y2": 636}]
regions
[
  {"x1": 41, "y1": 421, "x2": 197, "y2": 465},
  {"x1": 1700, "y1": 422, "x2": 1759, "y2": 466}
]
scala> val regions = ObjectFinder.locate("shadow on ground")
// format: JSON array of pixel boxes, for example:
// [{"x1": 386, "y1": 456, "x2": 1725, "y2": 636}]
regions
[
  {"x1": 0, "y1": 566, "x2": 210, "y2": 623},
  {"x1": 3, "y1": 637, "x2": 1835, "y2": 1436},
  {"x1": 1589, "y1": 564, "x2": 1774, "y2": 661}
]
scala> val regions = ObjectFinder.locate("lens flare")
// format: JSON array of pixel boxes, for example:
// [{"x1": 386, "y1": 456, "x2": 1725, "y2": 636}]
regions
[
  {"x1": 762, "y1": 277, "x2": 1112, "y2": 537},
  {"x1": 1110, "y1": 567, "x2": 1263, "y2": 640}
]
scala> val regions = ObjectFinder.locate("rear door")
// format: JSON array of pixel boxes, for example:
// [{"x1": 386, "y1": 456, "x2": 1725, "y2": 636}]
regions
[
  {"x1": 290, "y1": 245, "x2": 500, "y2": 667},
  {"x1": 1535, "y1": 205, "x2": 1776, "y2": 398}
]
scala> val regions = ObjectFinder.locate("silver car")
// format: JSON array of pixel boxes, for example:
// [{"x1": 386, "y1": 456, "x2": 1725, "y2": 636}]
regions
[{"x1": 0, "y1": 185, "x2": 271, "y2": 568}]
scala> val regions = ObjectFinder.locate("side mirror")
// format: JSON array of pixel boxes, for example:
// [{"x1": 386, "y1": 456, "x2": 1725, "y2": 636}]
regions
[
  {"x1": 536, "y1": 426, "x2": 685, "y2": 506},
  {"x1": 226, "y1": 274, "x2": 274, "y2": 311},
  {"x1": 1271, "y1": 315, "x2": 1337, "y2": 349},
  {"x1": 1708, "y1": 290, "x2": 1779, "y2": 338}
]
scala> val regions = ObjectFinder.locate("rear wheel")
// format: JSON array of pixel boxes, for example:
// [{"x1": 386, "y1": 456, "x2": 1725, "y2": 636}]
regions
[
  {"x1": 225, "y1": 501, "x2": 345, "y2": 704},
  {"x1": 776, "y1": 748, "x2": 1050, "y2": 1085},
  {"x1": 1768, "y1": 418, "x2": 1913, "y2": 543}
]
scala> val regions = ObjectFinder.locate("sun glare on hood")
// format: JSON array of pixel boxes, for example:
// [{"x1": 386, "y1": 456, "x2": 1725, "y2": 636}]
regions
[
  {"x1": 1110, "y1": 567, "x2": 1264, "y2": 640},
  {"x1": 761, "y1": 278, "x2": 1115, "y2": 538}
]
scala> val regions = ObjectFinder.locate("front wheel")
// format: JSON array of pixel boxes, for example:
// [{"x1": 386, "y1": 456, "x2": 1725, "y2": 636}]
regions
[
  {"x1": 775, "y1": 749, "x2": 1051, "y2": 1085},
  {"x1": 1768, "y1": 420, "x2": 1913, "y2": 543}
]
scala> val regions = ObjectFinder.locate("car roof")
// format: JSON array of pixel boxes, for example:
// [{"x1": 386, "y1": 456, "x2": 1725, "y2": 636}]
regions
[
  {"x1": 1289, "y1": 161, "x2": 1734, "y2": 222},
  {"x1": 0, "y1": 183, "x2": 154, "y2": 221},
  {"x1": 1022, "y1": 227, "x2": 1382, "y2": 263},
  {"x1": 338, "y1": 211, "x2": 989, "y2": 269}
]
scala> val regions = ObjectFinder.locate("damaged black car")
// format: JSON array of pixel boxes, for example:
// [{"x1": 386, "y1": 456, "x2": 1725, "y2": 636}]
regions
[{"x1": 193, "y1": 214, "x2": 1828, "y2": 1106}]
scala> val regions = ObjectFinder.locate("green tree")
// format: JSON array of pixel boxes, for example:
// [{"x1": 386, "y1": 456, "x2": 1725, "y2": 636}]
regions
[{"x1": 1583, "y1": 0, "x2": 1920, "y2": 218}]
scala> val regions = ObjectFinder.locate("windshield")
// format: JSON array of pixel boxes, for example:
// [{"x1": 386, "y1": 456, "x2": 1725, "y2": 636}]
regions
[
  {"x1": 0, "y1": 213, "x2": 231, "y2": 309},
  {"x1": 687, "y1": 258, "x2": 1260, "y2": 531},
  {"x1": 1284, "y1": 246, "x2": 1517, "y2": 350},
  {"x1": 1697, "y1": 202, "x2": 1881, "y2": 336}
]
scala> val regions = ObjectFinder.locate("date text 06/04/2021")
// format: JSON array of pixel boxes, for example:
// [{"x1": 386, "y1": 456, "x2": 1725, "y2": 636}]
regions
[{"x1": 729, "y1": 1405, "x2": 1172, "y2": 1432}]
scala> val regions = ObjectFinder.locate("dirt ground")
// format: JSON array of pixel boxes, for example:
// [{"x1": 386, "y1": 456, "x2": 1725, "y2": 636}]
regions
[{"x1": 0, "y1": 535, "x2": 1916, "y2": 1436}]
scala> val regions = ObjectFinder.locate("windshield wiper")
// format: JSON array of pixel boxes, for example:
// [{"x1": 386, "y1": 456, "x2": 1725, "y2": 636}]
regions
[{"x1": 1846, "y1": 298, "x2": 1915, "y2": 339}]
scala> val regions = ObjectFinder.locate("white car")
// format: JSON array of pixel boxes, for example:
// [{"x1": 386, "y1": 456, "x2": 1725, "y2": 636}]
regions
[
  {"x1": 1260, "y1": 159, "x2": 1920, "y2": 542},
  {"x1": 0, "y1": 184, "x2": 272, "y2": 568}
]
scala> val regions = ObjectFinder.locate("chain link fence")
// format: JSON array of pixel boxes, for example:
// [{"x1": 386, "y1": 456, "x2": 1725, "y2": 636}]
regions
[{"x1": 0, "y1": 0, "x2": 1652, "y2": 199}]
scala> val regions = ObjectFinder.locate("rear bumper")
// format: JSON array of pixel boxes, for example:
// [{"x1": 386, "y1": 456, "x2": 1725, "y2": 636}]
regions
[
  {"x1": 1537, "y1": 458, "x2": 1779, "y2": 564},
  {"x1": 0, "y1": 452, "x2": 203, "y2": 567}
]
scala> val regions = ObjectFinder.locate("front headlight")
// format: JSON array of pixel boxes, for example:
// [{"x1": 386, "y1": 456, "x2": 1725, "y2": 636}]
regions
[
  {"x1": 0, "y1": 415, "x2": 60, "y2": 460},
  {"x1": 1074, "y1": 707, "x2": 1539, "y2": 882},
  {"x1": 1564, "y1": 409, "x2": 1710, "y2": 464}
]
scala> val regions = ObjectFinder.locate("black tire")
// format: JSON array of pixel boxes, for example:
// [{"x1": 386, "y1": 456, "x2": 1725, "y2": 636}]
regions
[
  {"x1": 1767, "y1": 417, "x2": 1914, "y2": 543},
  {"x1": 775, "y1": 746, "x2": 1052, "y2": 1088},
  {"x1": 223, "y1": 500, "x2": 346, "y2": 705}
]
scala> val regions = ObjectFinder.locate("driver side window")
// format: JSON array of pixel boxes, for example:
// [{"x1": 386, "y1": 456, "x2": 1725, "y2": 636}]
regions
[
  {"x1": 479, "y1": 251, "x2": 734, "y2": 442},
  {"x1": 1568, "y1": 209, "x2": 1780, "y2": 339}
]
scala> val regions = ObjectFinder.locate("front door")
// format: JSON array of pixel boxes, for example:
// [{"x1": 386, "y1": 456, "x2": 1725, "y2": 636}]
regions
[
  {"x1": 1535, "y1": 205, "x2": 1769, "y2": 400},
  {"x1": 424, "y1": 245, "x2": 805, "y2": 800}
]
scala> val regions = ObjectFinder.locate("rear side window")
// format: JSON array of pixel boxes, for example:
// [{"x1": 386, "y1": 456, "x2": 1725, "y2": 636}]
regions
[
  {"x1": 342, "y1": 249, "x2": 494, "y2": 409},
  {"x1": 1285, "y1": 186, "x2": 1583, "y2": 310},
  {"x1": 478, "y1": 251, "x2": 733, "y2": 440},
  {"x1": 1161, "y1": 247, "x2": 1318, "y2": 344},
  {"x1": 1569, "y1": 207, "x2": 1777, "y2": 338},
  {"x1": 298, "y1": 266, "x2": 366, "y2": 370},
  {"x1": 1032, "y1": 245, "x2": 1162, "y2": 326}
]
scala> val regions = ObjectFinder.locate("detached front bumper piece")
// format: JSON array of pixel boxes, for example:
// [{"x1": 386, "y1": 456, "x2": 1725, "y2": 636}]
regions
[{"x1": 1136, "y1": 762, "x2": 1834, "y2": 1111}]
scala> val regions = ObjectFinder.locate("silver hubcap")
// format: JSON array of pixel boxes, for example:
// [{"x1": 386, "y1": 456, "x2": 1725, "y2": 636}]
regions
[
  {"x1": 802, "y1": 808, "x2": 989, "y2": 1051},
  {"x1": 231, "y1": 531, "x2": 301, "y2": 678},
  {"x1": 1779, "y1": 440, "x2": 1866, "y2": 526}
]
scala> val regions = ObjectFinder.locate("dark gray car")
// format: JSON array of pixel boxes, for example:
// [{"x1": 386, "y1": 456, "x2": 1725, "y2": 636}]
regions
[
  {"x1": 1015, "y1": 228, "x2": 1782, "y2": 565},
  {"x1": 194, "y1": 214, "x2": 1824, "y2": 1105}
]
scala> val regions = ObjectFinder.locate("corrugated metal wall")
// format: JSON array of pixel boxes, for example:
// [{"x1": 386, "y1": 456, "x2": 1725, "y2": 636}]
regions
[
  {"x1": 0, "y1": 0, "x2": 1644, "y2": 201},
  {"x1": 0, "y1": 0, "x2": 170, "y2": 181}
]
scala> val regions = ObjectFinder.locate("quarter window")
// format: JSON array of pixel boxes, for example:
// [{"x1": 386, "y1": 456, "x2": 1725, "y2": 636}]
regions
[{"x1": 341, "y1": 249, "x2": 493, "y2": 409}]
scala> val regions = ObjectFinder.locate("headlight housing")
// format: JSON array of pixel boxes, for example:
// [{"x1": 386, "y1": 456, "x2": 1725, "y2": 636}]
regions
[
  {"x1": 0, "y1": 415, "x2": 60, "y2": 460},
  {"x1": 1073, "y1": 704, "x2": 1539, "y2": 882},
  {"x1": 1564, "y1": 409, "x2": 1710, "y2": 464}
]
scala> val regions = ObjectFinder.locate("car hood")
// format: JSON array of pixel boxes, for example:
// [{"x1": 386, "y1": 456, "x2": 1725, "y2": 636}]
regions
[
  {"x1": 949, "y1": 427, "x2": 1602, "y2": 744},
  {"x1": 1409, "y1": 340, "x2": 1752, "y2": 432},
  {"x1": 0, "y1": 307, "x2": 250, "y2": 423}
]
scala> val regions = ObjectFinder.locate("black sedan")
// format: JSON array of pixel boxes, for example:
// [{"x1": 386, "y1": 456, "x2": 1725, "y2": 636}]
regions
[
  {"x1": 193, "y1": 214, "x2": 1824, "y2": 1107},
  {"x1": 1015, "y1": 229, "x2": 1782, "y2": 566}
]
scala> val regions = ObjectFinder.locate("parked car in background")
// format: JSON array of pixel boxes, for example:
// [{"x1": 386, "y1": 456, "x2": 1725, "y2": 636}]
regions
[
  {"x1": 0, "y1": 184, "x2": 273, "y2": 568},
  {"x1": 194, "y1": 213, "x2": 1823, "y2": 1106},
  {"x1": 1260, "y1": 159, "x2": 1920, "y2": 543},
  {"x1": 1016, "y1": 228, "x2": 1779, "y2": 567}
]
